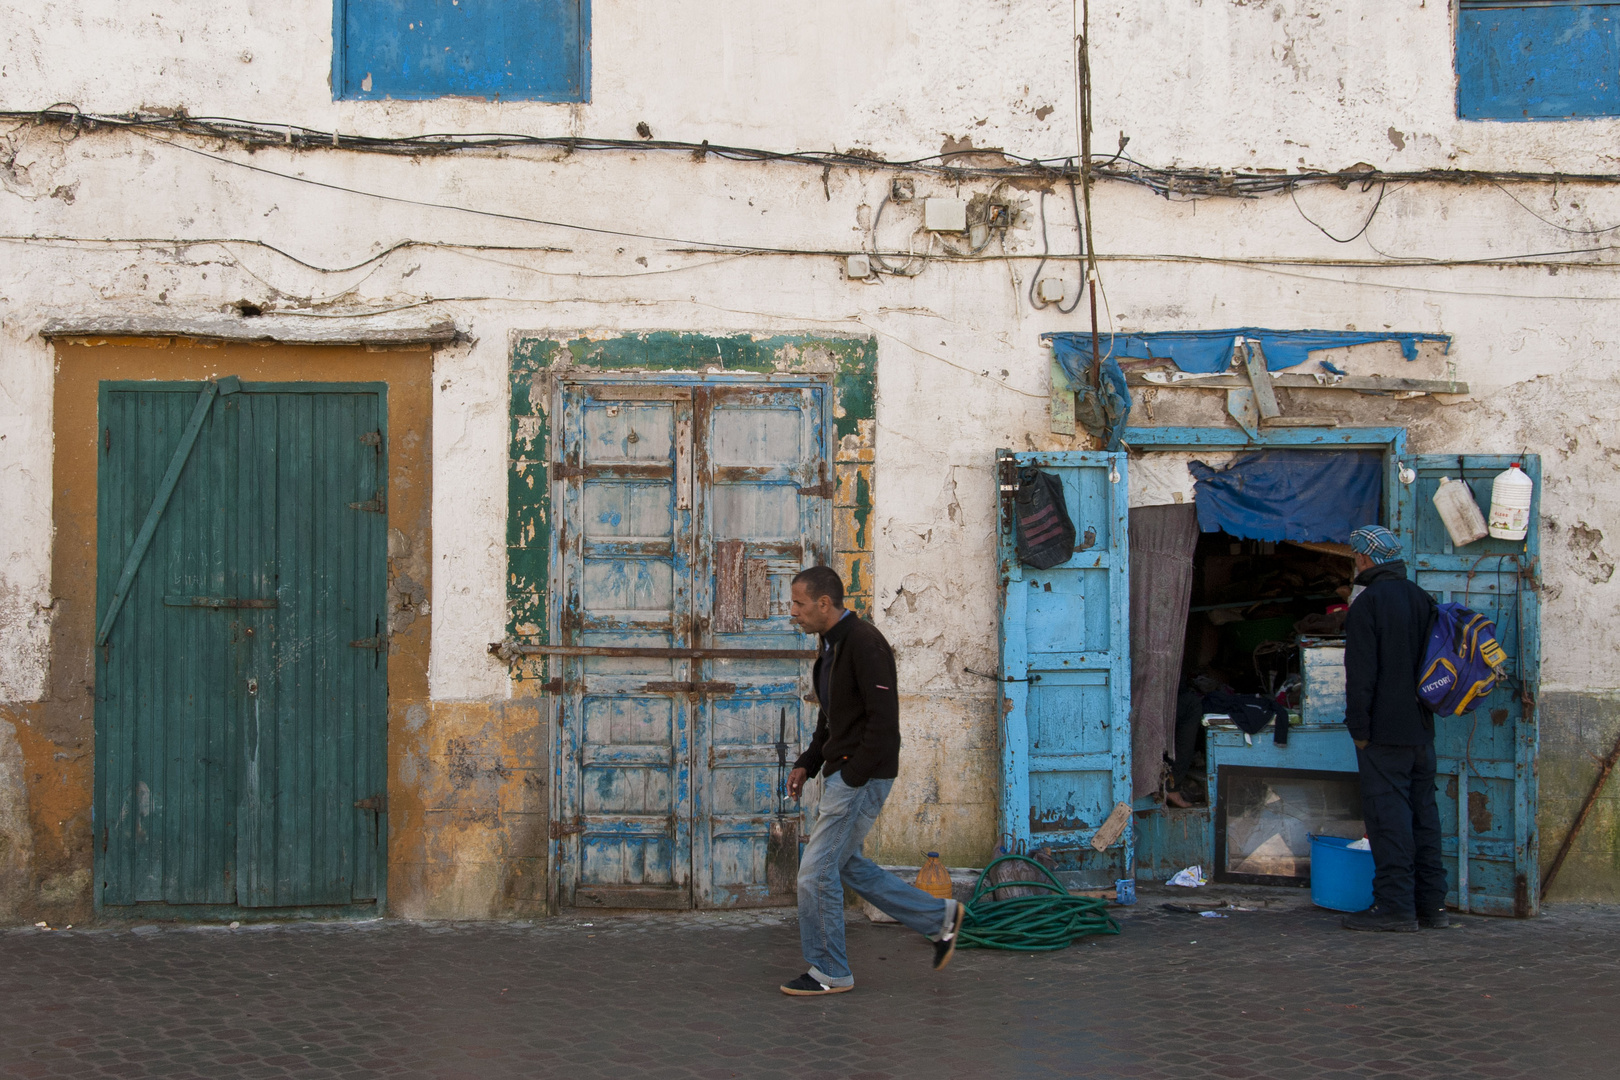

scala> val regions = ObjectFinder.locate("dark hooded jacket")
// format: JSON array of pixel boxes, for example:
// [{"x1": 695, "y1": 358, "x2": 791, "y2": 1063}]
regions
[
  {"x1": 1343, "y1": 560, "x2": 1438, "y2": 745},
  {"x1": 793, "y1": 612, "x2": 900, "y2": 788}
]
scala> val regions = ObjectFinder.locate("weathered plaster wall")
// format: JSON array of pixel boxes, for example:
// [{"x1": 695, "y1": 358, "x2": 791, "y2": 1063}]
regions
[{"x1": 5, "y1": 0, "x2": 1620, "y2": 913}]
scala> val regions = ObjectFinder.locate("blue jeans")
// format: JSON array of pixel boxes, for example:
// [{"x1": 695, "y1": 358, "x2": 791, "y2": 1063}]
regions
[{"x1": 798, "y1": 772, "x2": 954, "y2": 987}]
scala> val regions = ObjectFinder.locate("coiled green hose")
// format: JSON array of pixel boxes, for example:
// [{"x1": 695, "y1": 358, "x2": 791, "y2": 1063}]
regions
[{"x1": 957, "y1": 854, "x2": 1121, "y2": 951}]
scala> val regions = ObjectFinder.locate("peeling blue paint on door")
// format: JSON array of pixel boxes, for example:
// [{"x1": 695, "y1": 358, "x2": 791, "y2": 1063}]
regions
[
  {"x1": 1403, "y1": 455, "x2": 1542, "y2": 916},
  {"x1": 997, "y1": 451, "x2": 1132, "y2": 881},
  {"x1": 555, "y1": 376, "x2": 830, "y2": 909}
]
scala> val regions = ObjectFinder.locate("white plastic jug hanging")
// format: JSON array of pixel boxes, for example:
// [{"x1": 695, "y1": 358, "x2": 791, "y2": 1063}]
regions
[
  {"x1": 1488, "y1": 463, "x2": 1533, "y2": 541},
  {"x1": 1433, "y1": 477, "x2": 1488, "y2": 547}
]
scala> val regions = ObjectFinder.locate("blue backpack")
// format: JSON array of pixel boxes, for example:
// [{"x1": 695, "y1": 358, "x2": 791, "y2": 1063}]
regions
[{"x1": 1417, "y1": 602, "x2": 1509, "y2": 716}]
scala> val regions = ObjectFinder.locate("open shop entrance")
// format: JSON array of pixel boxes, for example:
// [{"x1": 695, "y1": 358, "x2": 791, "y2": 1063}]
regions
[{"x1": 1127, "y1": 446, "x2": 1382, "y2": 889}]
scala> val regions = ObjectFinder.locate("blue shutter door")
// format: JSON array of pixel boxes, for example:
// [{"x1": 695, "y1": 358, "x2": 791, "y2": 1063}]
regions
[
  {"x1": 336, "y1": 0, "x2": 590, "y2": 102},
  {"x1": 997, "y1": 451, "x2": 1131, "y2": 882},
  {"x1": 1458, "y1": 3, "x2": 1620, "y2": 120},
  {"x1": 1403, "y1": 455, "x2": 1542, "y2": 916}
]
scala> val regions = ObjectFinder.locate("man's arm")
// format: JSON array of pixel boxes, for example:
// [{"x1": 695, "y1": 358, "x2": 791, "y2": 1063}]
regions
[
  {"x1": 838, "y1": 633, "x2": 900, "y2": 788},
  {"x1": 792, "y1": 708, "x2": 829, "y2": 783},
  {"x1": 1343, "y1": 598, "x2": 1377, "y2": 745}
]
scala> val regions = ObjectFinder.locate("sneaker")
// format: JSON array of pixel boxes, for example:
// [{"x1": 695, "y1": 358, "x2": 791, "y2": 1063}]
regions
[
  {"x1": 1418, "y1": 909, "x2": 1452, "y2": 930},
  {"x1": 779, "y1": 972, "x2": 852, "y2": 996},
  {"x1": 932, "y1": 900, "x2": 967, "y2": 970},
  {"x1": 1340, "y1": 906, "x2": 1419, "y2": 933}
]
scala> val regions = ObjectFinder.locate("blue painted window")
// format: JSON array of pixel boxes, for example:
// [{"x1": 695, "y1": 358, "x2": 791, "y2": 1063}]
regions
[
  {"x1": 334, "y1": 0, "x2": 589, "y2": 102},
  {"x1": 1458, "y1": 1, "x2": 1620, "y2": 120}
]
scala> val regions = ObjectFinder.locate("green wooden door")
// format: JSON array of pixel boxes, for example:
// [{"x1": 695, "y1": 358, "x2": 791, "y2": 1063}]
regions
[{"x1": 95, "y1": 379, "x2": 389, "y2": 913}]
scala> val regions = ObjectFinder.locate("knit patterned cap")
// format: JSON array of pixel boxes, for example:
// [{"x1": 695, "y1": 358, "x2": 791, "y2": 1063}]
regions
[{"x1": 1349, "y1": 525, "x2": 1402, "y2": 564}]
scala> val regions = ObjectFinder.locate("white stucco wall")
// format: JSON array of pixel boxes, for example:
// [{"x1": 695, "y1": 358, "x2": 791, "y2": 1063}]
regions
[
  {"x1": 4, "y1": 0, "x2": 1620, "y2": 899},
  {"x1": 4, "y1": 0, "x2": 1620, "y2": 698}
]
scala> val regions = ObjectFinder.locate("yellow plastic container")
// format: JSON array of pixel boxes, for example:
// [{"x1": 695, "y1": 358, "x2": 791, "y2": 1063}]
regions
[{"x1": 915, "y1": 852, "x2": 954, "y2": 900}]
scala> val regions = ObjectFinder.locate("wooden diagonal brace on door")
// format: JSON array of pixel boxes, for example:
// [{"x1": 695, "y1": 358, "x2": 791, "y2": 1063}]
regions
[{"x1": 96, "y1": 376, "x2": 240, "y2": 646}]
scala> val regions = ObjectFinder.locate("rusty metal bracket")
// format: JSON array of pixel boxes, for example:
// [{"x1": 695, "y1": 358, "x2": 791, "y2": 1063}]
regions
[
  {"x1": 641, "y1": 681, "x2": 738, "y2": 694},
  {"x1": 348, "y1": 487, "x2": 386, "y2": 513},
  {"x1": 549, "y1": 818, "x2": 585, "y2": 840}
]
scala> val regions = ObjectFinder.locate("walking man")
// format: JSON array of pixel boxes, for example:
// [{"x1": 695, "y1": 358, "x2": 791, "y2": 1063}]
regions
[
  {"x1": 779, "y1": 566, "x2": 964, "y2": 995},
  {"x1": 1341, "y1": 525, "x2": 1449, "y2": 932}
]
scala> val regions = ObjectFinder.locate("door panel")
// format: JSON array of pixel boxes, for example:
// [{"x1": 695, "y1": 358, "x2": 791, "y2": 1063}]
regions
[
  {"x1": 997, "y1": 451, "x2": 1131, "y2": 882},
  {"x1": 694, "y1": 386, "x2": 826, "y2": 908},
  {"x1": 555, "y1": 379, "x2": 827, "y2": 909},
  {"x1": 558, "y1": 388, "x2": 693, "y2": 907},
  {"x1": 95, "y1": 381, "x2": 388, "y2": 912},
  {"x1": 1404, "y1": 455, "x2": 1541, "y2": 916}
]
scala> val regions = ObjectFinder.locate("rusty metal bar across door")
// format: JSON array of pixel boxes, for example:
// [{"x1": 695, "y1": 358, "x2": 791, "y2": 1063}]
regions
[{"x1": 490, "y1": 642, "x2": 816, "y2": 661}]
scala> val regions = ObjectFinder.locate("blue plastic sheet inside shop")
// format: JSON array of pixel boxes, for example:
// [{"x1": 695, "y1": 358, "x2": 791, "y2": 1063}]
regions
[
  {"x1": 1083, "y1": 328, "x2": 1452, "y2": 373},
  {"x1": 1189, "y1": 450, "x2": 1382, "y2": 542}
]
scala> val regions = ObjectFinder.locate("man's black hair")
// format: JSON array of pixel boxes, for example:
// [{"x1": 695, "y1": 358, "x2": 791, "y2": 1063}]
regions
[{"x1": 792, "y1": 565, "x2": 845, "y2": 607}]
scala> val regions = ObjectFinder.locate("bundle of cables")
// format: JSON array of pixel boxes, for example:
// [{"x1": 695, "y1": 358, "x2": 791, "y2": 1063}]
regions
[{"x1": 957, "y1": 855, "x2": 1121, "y2": 951}]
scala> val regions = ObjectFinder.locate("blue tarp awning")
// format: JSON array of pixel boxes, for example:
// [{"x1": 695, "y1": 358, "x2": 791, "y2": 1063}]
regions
[
  {"x1": 1189, "y1": 450, "x2": 1382, "y2": 542},
  {"x1": 1046, "y1": 328, "x2": 1452, "y2": 374}
]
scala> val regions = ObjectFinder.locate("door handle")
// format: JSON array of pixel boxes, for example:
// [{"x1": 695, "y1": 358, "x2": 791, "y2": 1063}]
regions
[{"x1": 354, "y1": 794, "x2": 387, "y2": 813}]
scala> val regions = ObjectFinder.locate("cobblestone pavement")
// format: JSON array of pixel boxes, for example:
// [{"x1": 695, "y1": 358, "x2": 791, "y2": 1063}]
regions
[{"x1": 2, "y1": 894, "x2": 1616, "y2": 1080}]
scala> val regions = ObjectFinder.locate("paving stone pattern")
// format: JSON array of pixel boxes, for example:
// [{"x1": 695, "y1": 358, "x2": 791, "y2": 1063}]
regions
[{"x1": 1, "y1": 900, "x2": 1616, "y2": 1080}]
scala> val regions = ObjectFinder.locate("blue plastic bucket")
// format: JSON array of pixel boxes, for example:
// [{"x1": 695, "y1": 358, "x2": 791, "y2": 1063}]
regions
[{"x1": 1309, "y1": 835, "x2": 1374, "y2": 912}]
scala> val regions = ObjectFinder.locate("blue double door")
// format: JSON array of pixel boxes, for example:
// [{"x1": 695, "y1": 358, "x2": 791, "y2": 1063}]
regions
[{"x1": 553, "y1": 377, "x2": 830, "y2": 908}]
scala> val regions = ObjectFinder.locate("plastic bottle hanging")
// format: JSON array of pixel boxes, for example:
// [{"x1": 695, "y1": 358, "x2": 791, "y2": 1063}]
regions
[{"x1": 1488, "y1": 463, "x2": 1533, "y2": 541}]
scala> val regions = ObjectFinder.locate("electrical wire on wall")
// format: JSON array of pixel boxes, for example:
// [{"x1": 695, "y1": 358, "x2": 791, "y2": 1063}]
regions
[
  {"x1": 19, "y1": 105, "x2": 1620, "y2": 197},
  {"x1": 1026, "y1": 182, "x2": 1084, "y2": 314}
]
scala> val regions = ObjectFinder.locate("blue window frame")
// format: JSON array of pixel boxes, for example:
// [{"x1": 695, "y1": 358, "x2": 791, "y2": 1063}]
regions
[
  {"x1": 1458, "y1": 1, "x2": 1620, "y2": 120},
  {"x1": 334, "y1": 0, "x2": 590, "y2": 102}
]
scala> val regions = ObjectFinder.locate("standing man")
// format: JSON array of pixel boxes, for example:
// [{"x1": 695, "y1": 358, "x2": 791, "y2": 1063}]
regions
[
  {"x1": 778, "y1": 566, "x2": 964, "y2": 996},
  {"x1": 1341, "y1": 525, "x2": 1448, "y2": 932}
]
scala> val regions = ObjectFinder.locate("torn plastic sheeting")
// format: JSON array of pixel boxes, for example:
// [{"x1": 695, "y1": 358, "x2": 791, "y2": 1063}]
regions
[
  {"x1": 1046, "y1": 335, "x2": 1131, "y2": 450},
  {"x1": 1190, "y1": 450, "x2": 1382, "y2": 543},
  {"x1": 1049, "y1": 328, "x2": 1452, "y2": 374}
]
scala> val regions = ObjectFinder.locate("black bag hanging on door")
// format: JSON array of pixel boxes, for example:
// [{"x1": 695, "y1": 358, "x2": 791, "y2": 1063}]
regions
[{"x1": 1014, "y1": 468, "x2": 1077, "y2": 569}]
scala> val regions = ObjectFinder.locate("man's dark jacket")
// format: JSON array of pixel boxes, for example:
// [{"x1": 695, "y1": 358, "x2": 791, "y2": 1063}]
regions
[
  {"x1": 1343, "y1": 560, "x2": 1438, "y2": 745},
  {"x1": 793, "y1": 612, "x2": 900, "y2": 788}
]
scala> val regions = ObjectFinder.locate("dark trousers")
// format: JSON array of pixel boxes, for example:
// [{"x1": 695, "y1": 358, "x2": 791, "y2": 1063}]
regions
[{"x1": 1356, "y1": 742, "x2": 1448, "y2": 918}]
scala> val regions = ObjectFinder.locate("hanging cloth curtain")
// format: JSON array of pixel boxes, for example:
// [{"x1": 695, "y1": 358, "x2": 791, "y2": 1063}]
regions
[
  {"x1": 1189, "y1": 450, "x2": 1382, "y2": 542},
  {"x1": 1127, "y1": 503, "x2": 1200, "y2": 799}
]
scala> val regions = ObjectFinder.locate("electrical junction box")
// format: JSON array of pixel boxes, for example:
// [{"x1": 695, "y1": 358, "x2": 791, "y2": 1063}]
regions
[
  {"x1": 845, "y1": 254, "x2": 872, "y2": 280},
  {"x1": 923, "y1": 197, "x2": 967, "y2": 232},
  {"x1": 1037, "y1": 277, "x2": 1067, "y2": 303}
]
